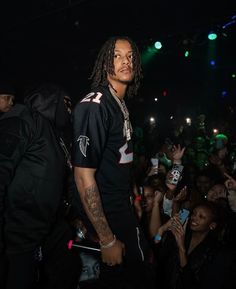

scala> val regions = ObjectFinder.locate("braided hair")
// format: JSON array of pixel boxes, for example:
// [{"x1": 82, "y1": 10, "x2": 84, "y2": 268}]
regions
[{"x1": 89, "y1": 36, "x2": 142, "y2": 98}]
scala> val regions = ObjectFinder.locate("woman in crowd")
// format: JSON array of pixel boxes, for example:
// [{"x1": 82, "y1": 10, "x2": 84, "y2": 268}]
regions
[{"x1": 153, "y1": 200, "x2": 231, "y2": 289}]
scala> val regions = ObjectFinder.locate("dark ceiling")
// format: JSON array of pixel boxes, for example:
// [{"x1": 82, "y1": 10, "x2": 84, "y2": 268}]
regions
[{"x1": 0, "y1": 0, "x2": 235, "y2": 123}]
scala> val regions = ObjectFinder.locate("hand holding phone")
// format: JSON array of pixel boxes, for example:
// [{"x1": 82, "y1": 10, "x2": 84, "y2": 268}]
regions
[
  {"x1": 179, "y1": 208, "x2": 189, "y2": 225},
  {"x1": 150, "y1": 158, "x2": 159, "y2": 175},
  {"x1": 166, "y1": 164, "x2": 184, "y2": 186},
  {"x1": 151, "y1": 158, "x2": 159, "y2": 167}
]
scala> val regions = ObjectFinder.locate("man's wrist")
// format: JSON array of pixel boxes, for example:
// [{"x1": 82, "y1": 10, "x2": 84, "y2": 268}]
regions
[{"x1": 100, "y1": 235, "x2": 116, "y2": 249}]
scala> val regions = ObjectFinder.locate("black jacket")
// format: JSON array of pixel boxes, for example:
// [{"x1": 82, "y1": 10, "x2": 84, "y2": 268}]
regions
[
  {"x1": 155, "y1": 229, "x2": 222, "y2": 289},
  {"x1": 0, "y1": 86, "x2": 69, "y2": 254}
]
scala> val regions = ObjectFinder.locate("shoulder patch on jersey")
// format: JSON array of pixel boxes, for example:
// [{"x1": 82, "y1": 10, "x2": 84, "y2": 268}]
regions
[{"x1": 77, "y1": 135, "x2": 90, "y2": 157}]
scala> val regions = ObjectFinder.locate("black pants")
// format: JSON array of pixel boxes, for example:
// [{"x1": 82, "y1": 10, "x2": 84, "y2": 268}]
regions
[
  {"x1": 35, "y1": 218, "x2": 82, "y2": 289},
  {"x1": 97, "y1": 210, "x2": 156, "y2": 289},
  {"x1": 3, "y1": 219, "x2": 81, "y2": 289},
  {"x1": 4, "y1": 250, "x2": 38, "y2": 289}
]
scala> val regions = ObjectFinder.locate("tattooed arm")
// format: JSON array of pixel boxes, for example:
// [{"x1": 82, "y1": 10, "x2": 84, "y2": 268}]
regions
[{"x1": 74, "y1": 166, "x2": 124, "y2": 265}]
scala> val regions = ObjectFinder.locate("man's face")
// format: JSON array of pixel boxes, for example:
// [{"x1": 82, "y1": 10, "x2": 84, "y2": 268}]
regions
[
  {"x1": 107, "y1": 39, "x2": 134, "y2": 85},
  {"x1": 0, "y1": 94, "x2": 14, "y2": 112}
]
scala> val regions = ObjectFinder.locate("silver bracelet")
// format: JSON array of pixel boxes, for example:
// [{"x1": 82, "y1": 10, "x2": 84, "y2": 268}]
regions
[{"x1": 100, "y1": 235, "x2": 116, "y2": 249}]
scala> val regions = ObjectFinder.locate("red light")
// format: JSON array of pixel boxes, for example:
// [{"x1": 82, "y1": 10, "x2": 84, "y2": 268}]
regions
[{"x1": 162, "y1": 90, "x2": 167, "y2": 96}]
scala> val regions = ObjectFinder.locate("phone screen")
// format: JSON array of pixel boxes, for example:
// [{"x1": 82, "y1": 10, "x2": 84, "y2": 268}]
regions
[
  {"x1": 167, "y1": 164, "x2": 184, "y2": 185},
  {"x1": 179, "y1": 208, "x2": 190, "y2": 225},
  {"x1": 151, "y1": 158, "x2": 159, "y2": 166}
]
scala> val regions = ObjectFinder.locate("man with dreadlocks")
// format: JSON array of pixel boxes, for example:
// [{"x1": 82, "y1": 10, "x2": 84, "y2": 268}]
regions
[{"x1": 72, "y1": 36, "x2": 155, "y2": 288}]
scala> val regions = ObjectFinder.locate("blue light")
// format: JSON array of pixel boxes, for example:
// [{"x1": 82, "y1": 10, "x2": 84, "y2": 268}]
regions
[
  {"x1": 210, "y1": 60, "x2": 215, "y2": 66},
  {"x1": 221, "y1": 90, "x2": 227, "y2": 97}
]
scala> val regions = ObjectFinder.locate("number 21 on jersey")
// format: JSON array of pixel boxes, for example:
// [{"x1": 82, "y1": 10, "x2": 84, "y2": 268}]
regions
[{"x1": 80, "y1": 92, "x2": 103, "y2": 104}]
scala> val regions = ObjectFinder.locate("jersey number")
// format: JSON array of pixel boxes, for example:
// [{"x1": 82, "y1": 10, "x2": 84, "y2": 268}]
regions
[
  {"x1": 119, "y1": 143, "x2": 133, "y2": 164},
  {"x1": 80, "y1": 92, "x2": 102, "y2": 104}
]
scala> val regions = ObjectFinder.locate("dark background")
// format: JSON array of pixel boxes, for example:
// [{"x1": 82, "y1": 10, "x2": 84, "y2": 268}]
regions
[{"x1": 0, "y1": 0, "x2": 235, "y2": 131}]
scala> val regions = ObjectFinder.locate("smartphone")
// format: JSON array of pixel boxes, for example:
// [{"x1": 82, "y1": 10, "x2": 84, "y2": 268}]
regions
[
  {"x1": 179, "y1": 208, "x2": 190, "y2": 225},
  {"x1": 150, "y1": 158, "x2": 159, "y2": 175},
  {"x1": 167, "y1": 164, "x2": 184, "y2": 185},
  {"x1": 151, "y1": 158, "x2": 159, "y2": 167}
]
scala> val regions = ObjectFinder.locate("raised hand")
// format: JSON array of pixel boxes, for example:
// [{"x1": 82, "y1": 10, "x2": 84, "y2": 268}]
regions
[
  {"x1": 224, "y1": 172, "x2": 236, "y2": 191},
  {"x1": 172, "y1": 144, "x2": 186, "y2": 164}
]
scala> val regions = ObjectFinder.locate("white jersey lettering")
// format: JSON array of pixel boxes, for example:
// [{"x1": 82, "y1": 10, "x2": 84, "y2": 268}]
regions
[
  {"x1": 119, "y1": 143, "x2": 133, "y2": 164},
  {"x1": 80, "y1": 92, "x2": 102, "y2": 104}
]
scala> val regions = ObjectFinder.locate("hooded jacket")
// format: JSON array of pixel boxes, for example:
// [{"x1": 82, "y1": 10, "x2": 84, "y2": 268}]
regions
[{"x1": 0, "y1": 84, "x2": 70, "y2": 254}]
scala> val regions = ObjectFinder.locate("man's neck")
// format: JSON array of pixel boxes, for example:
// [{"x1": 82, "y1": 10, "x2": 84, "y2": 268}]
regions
[{"x1": 107, "y1": 80, "x2": 127, "y2": 100}]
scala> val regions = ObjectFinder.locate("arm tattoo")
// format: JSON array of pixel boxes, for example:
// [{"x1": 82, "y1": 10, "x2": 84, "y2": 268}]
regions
[{"x1": 83, "y1": 184, "x2": 112, "y2": 239}]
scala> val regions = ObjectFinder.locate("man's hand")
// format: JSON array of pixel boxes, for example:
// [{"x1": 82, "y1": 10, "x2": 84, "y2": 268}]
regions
[{"x1": 101, "y1": 239, "x2": 125, "y2": 266}]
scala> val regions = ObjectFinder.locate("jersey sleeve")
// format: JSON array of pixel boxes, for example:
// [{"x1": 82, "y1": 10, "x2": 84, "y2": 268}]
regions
[{"x1": 72, "y1": 93, "x2": 108, "y2": 168}]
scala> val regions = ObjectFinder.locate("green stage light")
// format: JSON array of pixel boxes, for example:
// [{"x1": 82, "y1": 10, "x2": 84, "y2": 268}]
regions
[
  {"x1": 184, "y1": 50, "x2": 189, "y2": 57},
  {"x1": 154, "y1": 41, "x2": 162, "y2": 50},
  {"x1": 208, "y1": 32, "x2": 217, "y2": 40}
]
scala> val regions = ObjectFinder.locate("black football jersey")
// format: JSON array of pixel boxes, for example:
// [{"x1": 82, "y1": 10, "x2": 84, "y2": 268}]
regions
[{"x1": 72, "y1": 86, "x2": 133, "y2": 213}]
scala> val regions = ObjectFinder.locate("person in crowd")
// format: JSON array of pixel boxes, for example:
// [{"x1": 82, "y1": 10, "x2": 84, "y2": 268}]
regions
[
  {"x1": 134, "y1": 180, "x2": 164, "y2": 239},
  {"x1": 0, "y1": 83, "x2": 81, "y2": 289},
  {"x1": 208, "y1": 134, "x2": 230, "y2": 176},
  {"x1": 72, "y1": 36, "x2": 155, "y2": 289},
  {"x1": 133, "y1": 144, "x2": 187, "y2": 235},
  {"x1": 183, "y1": 168, "x2": 217, "y2": 210},
  {"x1": 205, "y1": 173, "x2": 236, "y2": 250},
  {"x1": 206, "y1": 183, "x2": 228, "y2": 202},
  {"x1": 224, "y1": 172, "x2": 236, "y2": 213},
  {"x1": 0, "y1": 81, "x2": 15, "y2": 114},
  {"x1": 153, "y1": 200, "x2": 231, "y2": 289}
]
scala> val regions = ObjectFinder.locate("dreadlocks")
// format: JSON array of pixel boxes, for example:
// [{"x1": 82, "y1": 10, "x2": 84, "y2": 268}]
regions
[{"x1": 89, "y1": 36, "x2": 142, "y2": 98}]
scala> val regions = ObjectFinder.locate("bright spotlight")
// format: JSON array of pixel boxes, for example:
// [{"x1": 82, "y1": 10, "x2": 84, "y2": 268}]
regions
[
  {"x1": 149, "y1": 117, "x2": 156, "y2": 124},
  {"x1": 208, "y1": 32, "x2": 217, "y2": 40},
  {"x1": 154, "y1": 41, "x2": 162, "y2": 50},
  {"x1": 213, "y1": 128, "x2": 219, "y2": 134},
  {"x1": 185, "y1": 117, "x2": 191, "y2": 125}
]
